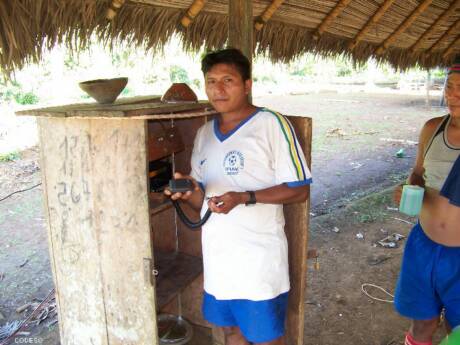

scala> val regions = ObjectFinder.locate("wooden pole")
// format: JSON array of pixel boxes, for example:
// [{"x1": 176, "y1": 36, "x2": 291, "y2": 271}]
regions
[
  {"x1": 427, "y1": 19, "x2": 460, "y2": 55},
  {"x1": 106, "y1": 0, "x2": 125, "y2": 20},
  {"x1": 228, "y1": 0, "x2": 253, "y2": 62},
  {"x1": 348, "y1": 0, "x2": 396, "y2": 51},
  {"x1": 180, "y1": 0, "x2": 206, "y2": 28},
  {"x1": 425, "y1": 70, "x2": 431, "y2": 108},
  {"x1": 313, "y1": 0, "x2": 353, "y2": 41},
  {"x1": 228, "y1": 0, "x2": 253, "y2": 102},
  {"x1": 255, "y1": 0, "x2": 285, "y2": 31},
  {"x1": 442, "y1": 35, "x2": 460, "y2": 59},
  {"x1": 410, "y1": 0, "x2": 460, "y2": 53}
]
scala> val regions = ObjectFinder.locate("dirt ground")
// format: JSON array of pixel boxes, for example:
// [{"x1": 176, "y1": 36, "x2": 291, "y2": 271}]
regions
[{"x1": 0, "y1": 91, "x2": 449, "y2": 345}]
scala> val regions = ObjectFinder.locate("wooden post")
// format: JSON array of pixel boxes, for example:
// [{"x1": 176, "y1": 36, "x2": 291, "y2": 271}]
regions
[
  {"x1": 426, "y1": 70, "x2": 431, "y2": 108},
  {"x1": 284, "y1": 116, "x2": 312, "y2": 345},
  {"x1": 228, "y1": 0, "x2": 253, "y2": 62}
]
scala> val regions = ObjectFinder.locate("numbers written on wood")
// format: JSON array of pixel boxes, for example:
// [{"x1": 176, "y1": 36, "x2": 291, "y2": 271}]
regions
[
  {"x1": 52, "y1": 129, "x2": 146, "y2": 250},
  {"x1": 54, "y1": 135, "x2": 92, "y2": 249}
]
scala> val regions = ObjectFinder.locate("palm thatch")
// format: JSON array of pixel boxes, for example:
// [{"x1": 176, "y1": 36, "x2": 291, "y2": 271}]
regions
[{"x1": 0, "y1": 0, "x2": 459, "y2": 76}]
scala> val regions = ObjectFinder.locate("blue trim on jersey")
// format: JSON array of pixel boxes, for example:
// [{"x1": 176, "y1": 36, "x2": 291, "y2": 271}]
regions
[
  {"x1": 213, "y1": 107, "x2": 262, "y2": 142},
  {"x1": 197, "y1": 181, "x2": 205, "y2": 192},
  {"x1": 285, "y1": 118, "x2": 308, "y2": 182},
  {"x1": 286, "y1": 178, "x2": 312, "y2": 187}
]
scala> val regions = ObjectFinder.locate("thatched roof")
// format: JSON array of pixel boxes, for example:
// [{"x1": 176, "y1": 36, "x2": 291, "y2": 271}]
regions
[{"x1": 1, "y1": 0, "x2": 459, "y2": 75}]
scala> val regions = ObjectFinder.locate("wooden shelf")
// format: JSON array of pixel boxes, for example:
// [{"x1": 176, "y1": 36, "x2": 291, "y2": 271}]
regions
[
  {"x1": 154, "y1": 251, "x2": 203, "y2": 311},
  {"x1": 16, "y1": 95, "x2": 215, "y2": 119},
  {"x1": 150, "y1": 196, "x2": 173, "y2": 216}
]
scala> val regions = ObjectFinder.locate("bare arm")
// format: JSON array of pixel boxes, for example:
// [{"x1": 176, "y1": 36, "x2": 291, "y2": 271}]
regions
[
  {"x1": 394, "y1": 117, "x2": 443, "y2": 203},
  {"x1": 208, "y1": 184, "x2": 309, "y2": 214}
]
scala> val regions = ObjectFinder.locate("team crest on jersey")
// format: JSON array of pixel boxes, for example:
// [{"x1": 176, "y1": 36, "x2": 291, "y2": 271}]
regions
[{"x1": 223, "y1": 150, "x2": 244, "y2": 175}]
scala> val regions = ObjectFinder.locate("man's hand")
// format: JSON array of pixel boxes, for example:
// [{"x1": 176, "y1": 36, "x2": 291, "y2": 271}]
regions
[
  {"x1": 164, "y1": 172, "x2": 201, "y2": 201},
  {"x1": 207, "y1": 192, "x2": 245, "y2": 214}
]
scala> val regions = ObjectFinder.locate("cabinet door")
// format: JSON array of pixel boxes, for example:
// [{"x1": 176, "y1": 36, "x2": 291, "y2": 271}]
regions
[{"x1": 38, "y1": 118, "x2": 158, "y2": 345}]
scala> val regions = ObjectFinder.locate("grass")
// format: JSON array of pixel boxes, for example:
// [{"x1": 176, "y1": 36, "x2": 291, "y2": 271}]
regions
[
  {"x1": 387, "y1": 172, "x2": 407, "y2": 184},
  {"x1": 0, "y1": 151, "x2": 20, "y2": 162},
  {"x1": 348, "y1": 189, "x2": 393, "y2": 223}
]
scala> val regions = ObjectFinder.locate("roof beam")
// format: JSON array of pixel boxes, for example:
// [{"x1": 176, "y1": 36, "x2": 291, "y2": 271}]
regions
[
  {"x1": 348, "y1": 0, "x2": 396, "y2": 51},
  {"x1": 375, "y1": 0, "x2": 433, "y2": 55},
  {"x1": 180, "y1": 0, "x2": 206, "y2": 28},
  {"x1": 255, "y1": 0, "x2": 285, "y2": 31},
  {"x1": 442, "y1": 34, "x2": 460, "y2": 59},
  {"x1": 106, "y1": 0, "x2": 125, "y2": 20},
  {"x1": 427, "y1": 19, "x2": 460, "y2": 54},
  {"x1": 410, "y1": 0, "x2": 460, "y2": 53},
  {"x1": 313, "y1": 0, "x2": 353, "y2": 41}
]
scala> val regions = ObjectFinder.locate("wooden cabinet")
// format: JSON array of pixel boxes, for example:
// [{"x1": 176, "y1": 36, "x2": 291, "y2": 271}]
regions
[{"x1": 17, "y1": 97, "x2": 311, "y2": 345}]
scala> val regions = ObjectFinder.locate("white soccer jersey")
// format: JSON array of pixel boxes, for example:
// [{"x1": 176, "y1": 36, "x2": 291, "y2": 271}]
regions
[{"x1": 190, "y1": 107, "x2": 312, "y2": 301}]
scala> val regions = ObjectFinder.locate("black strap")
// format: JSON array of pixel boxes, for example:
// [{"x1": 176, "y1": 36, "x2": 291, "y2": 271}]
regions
[
  {"x1": 245, "y1": 191, "x2": 257, "y2": 205},
  {"x1": 171, "y1": 200, "x2": 212, "y2": 230}
]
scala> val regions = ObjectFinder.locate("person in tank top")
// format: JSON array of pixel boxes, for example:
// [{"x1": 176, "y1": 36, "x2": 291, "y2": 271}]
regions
[{"x1": 393, "y1": 57, "x2": 460, "y2": 345}]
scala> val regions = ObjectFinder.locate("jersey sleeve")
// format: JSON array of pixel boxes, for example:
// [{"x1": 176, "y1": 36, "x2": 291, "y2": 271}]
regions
[
  {"x1": 270, "y1": 113, "x2": 312, "y2": 187},
  {"x1": 190, "y1": 126, "x2": 205, "y2": 189}
]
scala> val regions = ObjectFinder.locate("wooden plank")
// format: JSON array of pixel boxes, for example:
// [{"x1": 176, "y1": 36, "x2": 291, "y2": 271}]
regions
[
  {"x1": 284, "y1": 116, "x2": 312, "y2": 345},
  {"x1": 150, "y1": 199, "x2": 173, "y2": 215},
  {"x1": 154, "y1": 251, "x2": 203, "y2": 310},
  {"x1": 90, "y1": 119, "x2": 157, "y2": 345},
  {"x1": 173, "y1": 117, "x2": 207, "y2": 257},
  {"x1": 179, "y1": 274, "x2": 210, "y2": 327},
  {"x1": 123, "y1": 102, "x2": 208, "y2": 116},
  {"x1": 36, "y1": 119, "x2": 66, "y2": 340},
  {"x1": 151, "y1": 206, "x2": 177, "y2": 252},
  {"x1": 16, "y1": 95, "x2": 162, "y2": 115},
  {"x1": 38, "y1": 118, "x2": 110, "y2": 345},
  {"x1": 17, "y1": 102, "x2": 210, "y2": 118},
  {"x1": 228, "y1": 0, "x2": 253, "y2": 62},
  {"x1": 38, "y1": 118, "x2": 158, "y2": 344}
]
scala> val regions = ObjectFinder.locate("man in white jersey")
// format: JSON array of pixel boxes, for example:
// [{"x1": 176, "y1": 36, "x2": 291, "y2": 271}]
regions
[
  {"x1": 393, "y1": 58, "x2": 460, "y2": 345},
  {"x1": 165, "y1": 48, "x2": 311, "y2": 345}
]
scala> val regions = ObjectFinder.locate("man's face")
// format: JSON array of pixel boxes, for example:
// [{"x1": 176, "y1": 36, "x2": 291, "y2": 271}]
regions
[
  {"x1": 446, "y1": 73, "x2": 460, "y2": 118},
  {"x1": 204, "y1": 63, "x2": 252, "y2": 114}
]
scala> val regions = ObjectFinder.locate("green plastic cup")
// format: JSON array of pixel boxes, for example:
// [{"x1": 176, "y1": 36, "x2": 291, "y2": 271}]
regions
[{"x1": 399, "y1": 185, "x2": 424, "y2": 216}]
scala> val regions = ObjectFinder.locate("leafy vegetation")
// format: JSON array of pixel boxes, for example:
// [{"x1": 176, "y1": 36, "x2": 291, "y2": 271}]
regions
[
  {"x1": 0, "y1": 151, "x2": 20, "y2": 162},
  {"x1": 0, "y1": 80, "x2": 39, "y2": 105},
  {"x1": 169, "y1": 65, "x2": 190, "y2": 83}
]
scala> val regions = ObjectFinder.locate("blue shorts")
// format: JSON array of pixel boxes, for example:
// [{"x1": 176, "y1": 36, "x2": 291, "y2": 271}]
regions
[
  {"x1": 394, "y1": 222, "x2": 460, "y2": 328},
  {"x1": 202, "y1": 291, "x2": 289, "y2": 343}
]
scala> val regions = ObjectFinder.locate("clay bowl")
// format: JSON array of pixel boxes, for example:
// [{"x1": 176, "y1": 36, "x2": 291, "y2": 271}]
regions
[
  {"x1": 161, "y1": 83, "x2": 198, "y2": 103},
  {"x1": 79, "y1": 77, "x2": 128, "y2": 104}
]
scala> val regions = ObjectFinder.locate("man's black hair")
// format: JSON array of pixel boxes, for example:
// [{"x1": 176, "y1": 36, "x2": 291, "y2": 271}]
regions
[{"x1": 201, "y1": 48, "x2": 251, "y2": 81}]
